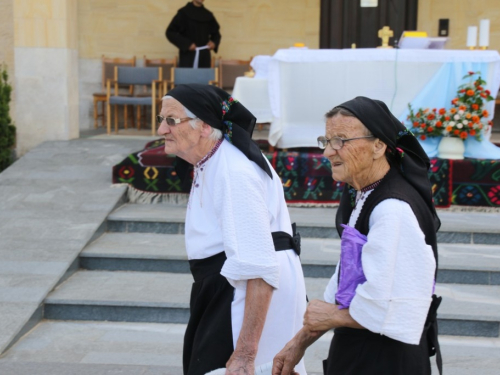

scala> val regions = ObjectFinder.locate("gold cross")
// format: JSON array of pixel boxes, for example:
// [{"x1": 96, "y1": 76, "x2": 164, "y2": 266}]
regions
[{"x1": 378, "y1": 26, "x2": 394, "y2": 48}]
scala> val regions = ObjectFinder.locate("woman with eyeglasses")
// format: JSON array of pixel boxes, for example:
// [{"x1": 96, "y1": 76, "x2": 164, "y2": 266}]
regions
[
  {"x1": 273, "y1": 97, "x2": 442, "y2": 375},
  {"x1": 157, "y1": 84, "x2": 307, "y2": 375}
]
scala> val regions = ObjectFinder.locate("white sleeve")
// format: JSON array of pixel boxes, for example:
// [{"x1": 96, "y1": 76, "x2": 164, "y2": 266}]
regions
[
  {"x1": 213, "y1": 160, "x2": 279, "y2": 290},
  {"x1": 324, "y1": 263, "x2": 339, "y2": 304},
  {"x1": 349, "y1": 199, "x2": 436, "y2": 345}
]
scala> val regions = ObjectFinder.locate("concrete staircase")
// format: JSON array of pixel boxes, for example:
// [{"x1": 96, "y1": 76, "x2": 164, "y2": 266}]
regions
[{"x1": 3, "y1": 203, "x2": 500, "y2": 374}]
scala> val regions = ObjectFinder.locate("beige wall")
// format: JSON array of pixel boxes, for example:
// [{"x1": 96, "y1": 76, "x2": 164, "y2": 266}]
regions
[
  {"x1": 418, "y1": 0, "x2": 500, "y2": 52},
  {"x1": 78, "y1": 0, "x2": 320, "y2": 60},
  {"x1": 0, "y1": 0, "x2": 15, "y2": 121}
]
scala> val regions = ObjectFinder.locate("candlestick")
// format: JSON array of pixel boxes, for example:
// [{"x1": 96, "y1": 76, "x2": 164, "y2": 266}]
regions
[
  {"x1": 466, "y1": 26, "x2": 478, "y2": 48},
  {"x1": 479, "y1": 19, "x2": 490, "y2": 48}
]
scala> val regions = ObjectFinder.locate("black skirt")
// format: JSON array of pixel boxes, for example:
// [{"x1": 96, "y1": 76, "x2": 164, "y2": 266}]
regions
[
  {"x1": 323, "y1": 327, "x2": 431, "y2": 375},
  {"x1": 183, "y1": 252, "x2": 234, "y2": 375}
]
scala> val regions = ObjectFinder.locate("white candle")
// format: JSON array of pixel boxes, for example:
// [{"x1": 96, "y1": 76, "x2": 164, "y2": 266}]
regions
[
  {"x1": 467, "y1": 26, "x2": 478, "y2": 47},
  {"x1": 479, "y1": 19, "x2": 490, "y2": 47}
]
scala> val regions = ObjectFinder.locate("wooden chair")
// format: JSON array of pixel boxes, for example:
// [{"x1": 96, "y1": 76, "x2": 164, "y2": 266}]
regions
[
  {"x1": 167, "y1": 67, "x2": 219, "y2": 90},
  {"x1": 93, "y1": 56, "x2": 136, "y2": 128},
  {"x1": 107, "y1": 67, "x2": 164, "y2": 135},
  {"x1": 217, "y1": 57, "x2": 252, "y2": 91},
  {"x1": 144, "y1": 56, "x2": 177, "y2": 83}
]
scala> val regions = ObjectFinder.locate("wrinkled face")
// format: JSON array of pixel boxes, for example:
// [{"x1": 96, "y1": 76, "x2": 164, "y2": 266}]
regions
[
  {"x1": 157, "y1": 98, "x2": 202, "y2": 160},
  {"x1": 323, "y1": 115, "x2": 376, "y2": 187}
]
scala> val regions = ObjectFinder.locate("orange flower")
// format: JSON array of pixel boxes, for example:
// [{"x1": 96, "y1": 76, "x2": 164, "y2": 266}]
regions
[
  {"x1": 427, "y1": 113, "x2": 435, "y2": 120},
  {"x1": 466, "y1": 90, "x2": 475, "y2": 96},
  {"x1": 439, "y1": 108, "x2": 446, "y2": 115},
  {"x1": 451, "y1": 98, "x2": 459, "y2": 105},
  {"x1": 435, "y1": 121, "x2": 442, "y2": 127},
  {"x1": 450, "y1": 108, "x2": 457, "y2": 114},
  {"x1": 465, "y1": 113, "x2": 472, "y2": 119},
  {"x1": 423, "y1": 108, "x2": 429, "y2": 113},
  {"x1": 445, "y1": 116, "x2": 450, "y2": 121},
  {"x1": 470, "y1": 129, "x2": 476, "y2": 136},
  {"x1": 472, "y1": 104, "x2": 479, "y2": 110},
  {"x1": 483, "y1": 110, "x2": 489, "y2": 117},
  {"x1": 446, "y1": 126, "x2": 453, "y2": 132},
  {"x1": 477, "y1": 86, "x2": 483, "y2": 90},
  {"x1": 413, "y1": 121, "x2": 420, "y2": 127},
  {"x1": 416, "y1": 112, "x2": 421, "y2": 118},
  {"x1": 427, "y1": 127, "x2": 434, "y2": 133},
  {"x1": 472, "y1": 115, "x2": 480, "y2": 123},
  {"x1": 480, "y1": 92, "x2": 487, "y2": 98},
  {"x1": 460, "y1": 131, "x2": 468, "y2": 139},
  {"x1": 420, "y1": 135, "x2": 427, "y2": 140},
  {"x1": 468, "y1": 123, "x2": 474, "y2": 128},
  {"x1": 459, "y1": 105, "x2": 467, "y2": 111}
]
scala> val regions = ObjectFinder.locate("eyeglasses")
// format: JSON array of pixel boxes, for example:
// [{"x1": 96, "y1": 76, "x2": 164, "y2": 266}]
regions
[
  {"x1": 156, "y1": 115, "x2": 196, "y2": 126},
  {"x1": 317, "y1": 135, "x2": 375, "y2": 150}
]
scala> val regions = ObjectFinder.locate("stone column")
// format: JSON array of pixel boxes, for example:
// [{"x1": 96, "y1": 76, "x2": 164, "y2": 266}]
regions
[{"x1": 14, "y1": 0, "x2": 79, "y2": 156}]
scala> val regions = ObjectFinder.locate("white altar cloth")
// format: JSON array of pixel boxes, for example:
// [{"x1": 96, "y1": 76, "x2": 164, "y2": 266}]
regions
[
  {"x1": 232, "y1": 77, "x2": 273, "y2": 123},
  {"x1": 263, "y1": 49, "x2": 500, "y2": 150}
]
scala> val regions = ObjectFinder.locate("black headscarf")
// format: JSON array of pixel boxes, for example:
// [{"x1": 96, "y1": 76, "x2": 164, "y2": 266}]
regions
[
  {"x1": 336, "y1": 96, "x2": 440, "y2": 228},
  {"x1": 166, "y1": 84, "x2": 272, "y2": 180}
]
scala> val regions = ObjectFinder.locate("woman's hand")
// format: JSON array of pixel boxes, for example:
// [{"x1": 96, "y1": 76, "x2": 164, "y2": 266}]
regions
[
  {"x1": 225, "y1": 350, "x2": 255, "y2": 374},
  {"x1": 272, "y1": 337, "x2": 304, "y2": 375},
  {"x1": 303, "y1": 299, "x2": 338, "y2": 332}
]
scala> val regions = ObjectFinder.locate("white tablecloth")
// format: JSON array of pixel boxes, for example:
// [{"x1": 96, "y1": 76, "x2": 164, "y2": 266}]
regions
[
  {"x1": 232, "y1": 77, "x2": 273, "y2": 123},
  {"x1": 257, "y1": 49, "x2": 500, "y2": 149}
]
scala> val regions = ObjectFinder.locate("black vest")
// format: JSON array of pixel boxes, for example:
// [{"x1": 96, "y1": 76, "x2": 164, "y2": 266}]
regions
[
  {"x1": 336, "y1": 167, "x2": 439, "y2": 271},
  {"x1": 335, "y1": 167, "x2": 443, "y2": 373}
]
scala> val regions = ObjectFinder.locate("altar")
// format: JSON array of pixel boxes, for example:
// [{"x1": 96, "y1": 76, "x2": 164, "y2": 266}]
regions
[{"x1": 236, "y1": 48, "x2": 500, "y2": 159}]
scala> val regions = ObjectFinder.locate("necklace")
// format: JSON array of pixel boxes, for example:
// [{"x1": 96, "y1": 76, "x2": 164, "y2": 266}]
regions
[{"x1": 355, "y1": 178, "x2": 384, "y2": 207}]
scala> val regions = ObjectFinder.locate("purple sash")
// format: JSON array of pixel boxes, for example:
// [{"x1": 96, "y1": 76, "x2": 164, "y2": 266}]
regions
[{"x1": 335, "y1": 224, "x2": 367, "y2": 309}]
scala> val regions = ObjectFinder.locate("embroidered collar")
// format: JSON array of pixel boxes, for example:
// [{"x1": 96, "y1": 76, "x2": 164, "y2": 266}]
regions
[
  {"x1": 360, "y1": 178, "x2": 383, "y2": 193},
  {"x1": 196, "y1": 138, "x2": 223, "y2": 170}
]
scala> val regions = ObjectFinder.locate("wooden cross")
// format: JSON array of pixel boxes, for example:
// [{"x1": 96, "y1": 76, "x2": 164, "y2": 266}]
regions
[{"x1": 378, "y1": 26, "x2": 394, "y2": 48}]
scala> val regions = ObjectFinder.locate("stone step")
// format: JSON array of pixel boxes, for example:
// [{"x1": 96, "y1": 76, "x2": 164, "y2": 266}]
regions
[
  {"x1": 80, "y1": 232, "x2": 500, "y2": 285},
  {"x1": 107, "y1": 204, "x2": 500, "y2": 244},
  {"x1": 4, "y1": 320, "x2": 500, "y2": 375},
  {"x1": 44, "y1": 270, "x2": 500, "y2": 338}
]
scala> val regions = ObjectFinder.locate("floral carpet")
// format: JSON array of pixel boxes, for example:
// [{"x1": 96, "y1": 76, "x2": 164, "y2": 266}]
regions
[{"x1": 112, "y1": 139, "x2": 500, "y2": 207}]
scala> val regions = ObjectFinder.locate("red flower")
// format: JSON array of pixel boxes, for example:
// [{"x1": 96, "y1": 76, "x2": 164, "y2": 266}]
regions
[
  {"x1": 427, "y1": 113, "x2": 435, "y2": 120},
  {"x1": 445, "y1": 116, "x2": 450, "y2": 121},
  {"x1": 435, "y1": 121, "x2": 442, "y2": 127},
  {"x1": 459, "y1": 89, "x2": 466, "y2": 93},
  {"x1": 454, "y1": 130, "x2": 460, "y2": 135},
  {"x1": 480, "y1": 92, "x2": 487, "y2": 98},
  {"x1": 451, "y1": 98, "x2": 459, "y2": 105},
  {"x1": 420, "y1": 135, "x2": 427, "y2": 140},
  {"x1": 432, "y1": 108, "x2": 437, "y2": 113},
  {"x1": 421, "y1": 124, "x2": 426, "y2": 128},
  {"x1": 488, "y1": 186, "x2": 500, "y2": 205},
  {"x1": 413, "y1": 121, "x2": 420, "y2": 127},
  {"x1": 483, "y1": 110, "x2": 489, "y2": 117},
  {"x1": 427, "y1": 127, "x2": 434, "y2": 133},
  {"x1": 460, "y1": 131, "x2": 468, "y2": 139},
  {"x1": 470, "y1": 129, "x2": 476, "y2": 136},
  {"x1": 468, "y1": 71, "x2": 475, "y2": 75},
  {"x1": 486, "y1": 90, "x2": 491, "y2": 95},
  {"x1": 439, "y1": 108, "x2": 446, "y2": 115},
  {"x1": 472, "y1": 104, "x2": 479, "y2": 110},
  {"x1": 477, "y1": 86, "x2": 483, "y2": 90}
]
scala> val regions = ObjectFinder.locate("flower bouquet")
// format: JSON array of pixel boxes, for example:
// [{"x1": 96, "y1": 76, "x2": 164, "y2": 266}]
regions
[{"x1": 407, "y1": 71, "x2": 494, "y2": 142}]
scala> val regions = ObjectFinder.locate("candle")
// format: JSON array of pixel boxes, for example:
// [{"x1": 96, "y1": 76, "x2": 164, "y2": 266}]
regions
[
  {"x1": 479, "y1": 19, "x2": 490, "y2": 48},
  {"x1": 467, "y1": 26, "x2": 478, "y2": 48}
]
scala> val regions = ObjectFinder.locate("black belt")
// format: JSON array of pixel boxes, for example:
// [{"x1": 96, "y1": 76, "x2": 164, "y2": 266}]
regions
[{"x1": 272, "y1": 223, "x2": 301, "y2": 256}]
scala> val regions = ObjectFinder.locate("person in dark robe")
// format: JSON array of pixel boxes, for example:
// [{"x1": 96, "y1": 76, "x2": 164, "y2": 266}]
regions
[
  {"x1": 272, "y1": 96, "x2": 443, "y2": 375},
  {"x1": 166, "y1": 0, "x2": 221, "y2": 68}
]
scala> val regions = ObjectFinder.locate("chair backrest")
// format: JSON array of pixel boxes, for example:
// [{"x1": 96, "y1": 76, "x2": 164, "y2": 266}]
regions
[
  {"x1": 144, "y1": 56, "x2": 177, "y2": 81},
  {"x1": 102, "y1": 56, "x2": 136, "y2": 90},
  {"x1": 115, "y1": 67, "x2": 162, "y2": 85},
  {"x1": 173, "y1": 67, "x2": 218, "y2": 86},
  {"x1": 218, "y1": 58, "x2": 251, "y2": 90}
]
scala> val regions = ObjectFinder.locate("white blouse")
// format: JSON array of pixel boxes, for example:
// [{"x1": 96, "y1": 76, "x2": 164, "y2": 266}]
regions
[{"x1": 324, "y1": 192, "x2": 436, "y2": 345}]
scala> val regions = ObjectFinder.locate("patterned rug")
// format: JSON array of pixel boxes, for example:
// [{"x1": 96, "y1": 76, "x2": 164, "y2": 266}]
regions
[{"x1": 112, "y1": 139, "x2": 500, "y2": 207}]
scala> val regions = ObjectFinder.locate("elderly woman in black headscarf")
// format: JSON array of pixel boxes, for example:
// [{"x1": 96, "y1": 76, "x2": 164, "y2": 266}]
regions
[
  {"x1": 272, "y1": 97, "x2": 442, "y2": 375},
  {"x1": 157, "y1": 84, "x2": 307, "y2": 375}
]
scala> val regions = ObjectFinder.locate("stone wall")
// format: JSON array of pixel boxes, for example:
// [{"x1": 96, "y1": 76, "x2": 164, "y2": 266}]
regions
[{"x1": 418, "y1": 0, "x2": 500, "y2": 52}]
